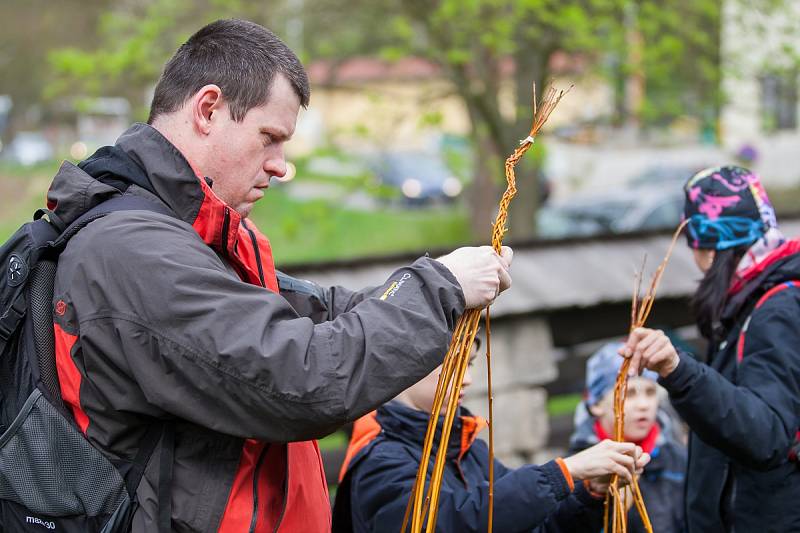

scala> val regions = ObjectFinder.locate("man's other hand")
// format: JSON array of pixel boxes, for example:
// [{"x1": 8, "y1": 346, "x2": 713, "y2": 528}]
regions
[{"x1": 436, "y1": 246, "x2": 513, "y2": 309}]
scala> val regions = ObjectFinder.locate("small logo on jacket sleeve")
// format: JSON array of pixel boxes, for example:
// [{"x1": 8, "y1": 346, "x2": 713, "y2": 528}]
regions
[{"x1": 380, "y1": 273, "x2": 412, "y2": 300}]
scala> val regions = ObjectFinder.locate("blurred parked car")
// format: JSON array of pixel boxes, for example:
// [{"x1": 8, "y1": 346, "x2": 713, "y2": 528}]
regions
[
  {"x1": 627, "y1": 164, "x2": 704, "y2": 189},
  {"x1": 3, "y1": 132, "x2": 53, "y2": 166},
  {"x1": 373, "y1": 152, "x2": 463, "y2": 205},
  {"x1": 537, "y1": 184, "x2": 684, "y2": 239}
]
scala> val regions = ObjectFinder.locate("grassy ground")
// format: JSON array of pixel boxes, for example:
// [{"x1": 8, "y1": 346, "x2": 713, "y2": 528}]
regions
[
  {"x1": 0, "y1": 161, "x2": 57, "y2": 240},
  {"x1": 547, "y1": 393, "x2": 583, "y2": 417},
  {"x1": 0, "y1": 160, "x2": 472, "y2": 265},
  {"x1": 251, "y1": 189, "x2": 470, "y2": 266},
  {"x1": 4, "y1": 159, "x2": 800, "y2": 265}
]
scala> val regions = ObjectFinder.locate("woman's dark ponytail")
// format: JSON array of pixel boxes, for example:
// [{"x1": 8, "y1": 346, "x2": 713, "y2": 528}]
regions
[{"x1": 690, "y1": 247, "x2": 747, "y2": 340}]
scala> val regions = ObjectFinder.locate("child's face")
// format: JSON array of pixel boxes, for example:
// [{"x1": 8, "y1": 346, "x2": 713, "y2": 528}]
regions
[
  {"x1": 592, "y1": 377, "x2": 659, "y2": 442},
  {"x1": 401, "y1": 343, "x2": 477, "y2": 415}
]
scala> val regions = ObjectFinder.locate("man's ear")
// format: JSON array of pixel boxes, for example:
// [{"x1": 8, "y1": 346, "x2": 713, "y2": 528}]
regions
[{"x1": 190, "y1": 84, "x2": 224, "y2": 135}]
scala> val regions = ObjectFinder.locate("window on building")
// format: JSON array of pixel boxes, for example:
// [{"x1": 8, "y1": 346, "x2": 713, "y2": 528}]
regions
[{"x1": 760, "y1": 72, "x2": 798, "y2": 132}]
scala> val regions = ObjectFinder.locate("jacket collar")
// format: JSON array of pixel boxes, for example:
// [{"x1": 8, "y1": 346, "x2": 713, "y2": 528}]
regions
[
  {"x1": 113, "y1": 123, "x2": 241, "y2": 254},
  {"x1": 376, "y1": 401, "x2": 486, "y2": 462},
  {"x1": 47, "y1": 122, "x2": 277, "y2": 291}
]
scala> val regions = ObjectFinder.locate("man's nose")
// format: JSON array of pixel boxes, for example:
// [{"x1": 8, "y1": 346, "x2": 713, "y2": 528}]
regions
[{"x1": 264, "y1": 147, "x2": 287, "y2": 179}]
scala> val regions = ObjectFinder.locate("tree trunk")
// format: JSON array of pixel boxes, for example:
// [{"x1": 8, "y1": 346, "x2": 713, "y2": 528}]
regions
[{"x1": 467, "y1": 133, "x2": 503, "y2": 241}]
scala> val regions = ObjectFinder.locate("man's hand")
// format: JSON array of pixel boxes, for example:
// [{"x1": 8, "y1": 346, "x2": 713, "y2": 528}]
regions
[
  {"x1": 620, "y1": 327, "x2": 680, "y2": 378},
  {"x1": 562, "y1": 440, "x2": 650, "y2": 485},
  {"x1": 435, "y1": 246, "x2": 513, "y2": 309}
]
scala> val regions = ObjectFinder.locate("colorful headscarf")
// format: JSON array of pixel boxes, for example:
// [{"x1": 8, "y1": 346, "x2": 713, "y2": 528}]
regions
[{"x1": 683, "y1": 165, "x2": 785, "y2": 275}]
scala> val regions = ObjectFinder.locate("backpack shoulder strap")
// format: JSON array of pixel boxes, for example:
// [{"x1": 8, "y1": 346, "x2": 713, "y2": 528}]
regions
[
  {"x1": 52, "y1": 194, "x2": 174, "y2": 251},
  {"x1": 34, "y1": 194, "x2": 176, "y2": 406},
  {"x1": 736, "y1": 280, "x2": 800, "y2": 363}
]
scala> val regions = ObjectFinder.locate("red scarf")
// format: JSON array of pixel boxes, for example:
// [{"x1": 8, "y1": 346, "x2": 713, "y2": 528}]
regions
[{"x1": 593, "y1": 419, "x2": 660, "y2": 454}]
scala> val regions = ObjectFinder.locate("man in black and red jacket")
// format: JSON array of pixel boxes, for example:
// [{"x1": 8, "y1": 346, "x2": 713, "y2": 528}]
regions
[{"x1": 49, "y1": 19, "x2": 513, "y2": 532}]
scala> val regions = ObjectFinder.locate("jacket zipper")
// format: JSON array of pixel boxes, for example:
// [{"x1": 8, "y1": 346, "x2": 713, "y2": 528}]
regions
[
  {"x1": 243, "y1": 221, "x2": 266, "y2": 287},
  {"x1": 248, "y1": 445, "x2": 269, "y2": 533},
  {"x1": 220, "y1": 207, "x2": 231, "y2": 256},
  {"x1": 272, "y1": 447, "x2": 290, "y2": 533}
]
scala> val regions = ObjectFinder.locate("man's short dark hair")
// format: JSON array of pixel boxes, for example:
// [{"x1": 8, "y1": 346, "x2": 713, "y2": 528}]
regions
[{"x1": 148, "y1": 19, "x2": 310, "y2": 123}]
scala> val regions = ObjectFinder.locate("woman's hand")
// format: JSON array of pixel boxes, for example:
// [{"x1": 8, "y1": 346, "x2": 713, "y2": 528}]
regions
[
  {"x1": 562, "y1": 440, "x2": 650, "y2": 484},
  {"x1": 621, "y1": 327, "x2": 680, "y2": 378}
]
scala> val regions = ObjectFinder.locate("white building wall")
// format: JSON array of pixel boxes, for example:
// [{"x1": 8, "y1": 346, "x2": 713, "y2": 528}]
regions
[{"x1": 721, "y1": 0, "x2": 800, "y2": 186}]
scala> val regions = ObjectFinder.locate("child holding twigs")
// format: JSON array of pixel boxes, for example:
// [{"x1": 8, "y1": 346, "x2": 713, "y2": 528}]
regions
[
  {"x1": 623, "y1": 166, "x2": 800, "y2": 532},
  {"x1": 569, "y1": 342, "x2": 687, "y2": 533},
  {"x1": 332, "y1": 338, "x2": 651, "y2": 533}
]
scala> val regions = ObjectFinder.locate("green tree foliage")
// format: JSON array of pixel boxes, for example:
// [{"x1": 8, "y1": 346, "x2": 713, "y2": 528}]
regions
[
  {"x1": 46, "y1": 0, "x2": 263, "y2": 119},
  {"x1": 45, "y1": 0, "x2": 798, "y2": 241},
  {"x1": 0, "y1": 0, "x2": 112, "y2": 127},
  {"x1": 636, "y1": 1, "x2": 721, "y2": 126},
  {"x1": 299, "y1": 0, "x2": 726, "y2": 239}
]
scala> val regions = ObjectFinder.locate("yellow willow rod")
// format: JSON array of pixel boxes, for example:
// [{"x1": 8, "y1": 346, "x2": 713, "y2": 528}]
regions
[
  {"x1": 605, "y1": 219, "x2": 689, "y2": 533},
  {"x1": 403, "y1": 319, "x2": 469, "y2": 532},
  {"x1": 405, "y1": 83, "x2": 571, "y2": 533},
  {"x1": 485, "y1": 309, "x2": 495, "y2": 533},
  {"x1": 406, "y1": 315, "x2": 477, "y2": 531},
  {"x1": 425, "y1": 313, "x2": 482, "y2": 531}
]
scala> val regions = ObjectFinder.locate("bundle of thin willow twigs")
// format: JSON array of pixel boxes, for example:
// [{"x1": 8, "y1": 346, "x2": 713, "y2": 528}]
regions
[
  {"x1": 604, "y1": 219, "x2": 688, "y2": 533},
  {"x1": 401, "y1": 84, "x2": 570, "y2": 533}
]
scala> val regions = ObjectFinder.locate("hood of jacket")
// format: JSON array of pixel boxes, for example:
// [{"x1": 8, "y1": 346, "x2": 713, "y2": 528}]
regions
[{"x1": 47, "y1": 122, "x2": 277, "y2": 290}]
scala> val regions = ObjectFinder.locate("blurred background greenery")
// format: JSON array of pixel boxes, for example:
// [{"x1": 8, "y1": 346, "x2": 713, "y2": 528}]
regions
[
  {"x1": 5, "y1": 0, "x2": 800, "y2": 493},
  {"x1": 2, "y1": 0, "x2": 800, "y2": 264}
]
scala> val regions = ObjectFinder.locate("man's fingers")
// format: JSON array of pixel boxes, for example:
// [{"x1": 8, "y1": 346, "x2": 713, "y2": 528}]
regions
[
  {"x1": 499, "y1": 246, "x2": 513, "y2": 268},
  {"x1": 497, "y1": 265, "x2": 512, "y2": 292}
]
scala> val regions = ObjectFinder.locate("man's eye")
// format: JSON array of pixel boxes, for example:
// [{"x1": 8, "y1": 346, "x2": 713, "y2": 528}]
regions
[{"x1": 262, "y1": 134, "x2": 273, "y2": 146}]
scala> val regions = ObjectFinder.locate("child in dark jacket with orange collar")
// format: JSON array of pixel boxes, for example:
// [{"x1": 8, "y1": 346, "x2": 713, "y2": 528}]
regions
[
  {"x1": 333, "y1": 340, "x2": 651, "y2": 533},
  {"x1": 569, "y1": 342, "x2": 687, "y2": 533}
]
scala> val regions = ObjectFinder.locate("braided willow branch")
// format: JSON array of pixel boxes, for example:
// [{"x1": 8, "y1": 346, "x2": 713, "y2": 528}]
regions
[{"x1": 403, "y1": 84, "x2": 570, "y2": 533}]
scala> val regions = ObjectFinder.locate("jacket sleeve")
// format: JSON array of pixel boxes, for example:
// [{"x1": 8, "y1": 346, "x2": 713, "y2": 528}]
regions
[
  {"x1": 63, "y1": 214, "x2": 465, "y2": 442},
  {"x1": 659, "y1": 294, "x2": 800, "y2": 470},
  {"x1": 533, "y1": 484, "x2": 605, "y2": 533},
  {"x1": 350, "y1": 443, "x2": 576, "y2": 533},
  {"x1": 276, "y1": 270, "x2": 378, "y2": 324}
]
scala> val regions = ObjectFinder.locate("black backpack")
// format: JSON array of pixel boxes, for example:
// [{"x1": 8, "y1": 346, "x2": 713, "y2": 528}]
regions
[{"x1": 0, "y1": 195, "x2": 173, "y2": 532}]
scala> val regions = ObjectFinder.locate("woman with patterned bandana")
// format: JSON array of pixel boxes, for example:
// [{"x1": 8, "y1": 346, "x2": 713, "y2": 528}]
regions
[{"x1": 623, "y1": 165, "x2": 800, "y2": 532}]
